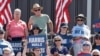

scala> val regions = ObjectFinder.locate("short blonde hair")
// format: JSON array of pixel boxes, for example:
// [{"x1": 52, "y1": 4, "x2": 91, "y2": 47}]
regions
[
  {"x1": 53, "y1": 35, "x2": 63, "y2": 42},
  {"x1": 3, "y1": 48, "x2": 12, "y2": 52},
  {"x1": 92, "y1": 49, "x2": 100, "y2": 55}
]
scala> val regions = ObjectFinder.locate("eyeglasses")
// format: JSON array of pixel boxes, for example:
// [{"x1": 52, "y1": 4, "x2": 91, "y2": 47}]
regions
[
  {"x1": 77, "y1": 19, "x2": 84, "y2": 21},
  {"x1": 34, "y1": 9, "x2": 41, "y2": 12},
  {"x1": 83, "y1": 44, "x2": 90, "y2": 46},
  {"x1": 93, "y1": 55, "x2": 100, "y2": 56},
  {"x1": 55, "y1": 40, "x2": 61, "y2": 42}
]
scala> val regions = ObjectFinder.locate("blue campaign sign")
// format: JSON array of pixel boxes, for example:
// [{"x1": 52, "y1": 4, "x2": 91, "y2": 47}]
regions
[
  {"x1": 10, "y1": 41, "x2": 22, "y2": 52},
  {"x1": 93, "y1": 19, "x2": 100, "y2": 32},
  {"x1": 27, "y1": 35, "x2": 46, "y2": 56}
]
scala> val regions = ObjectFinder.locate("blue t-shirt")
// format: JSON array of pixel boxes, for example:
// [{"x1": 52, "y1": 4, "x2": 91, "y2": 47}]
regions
[
  {"x1": 50, "y1": 46, "x2": 68, "y2": 55},
  {"x1": 58, "y1": 34, "x2": 73, "y2": 50},
  {"x1": 93, "y1": 45, "x2": 100, "y2": 50},
  {"x1": 92, "y1": 19, "x2": 100, "y2": 32}
]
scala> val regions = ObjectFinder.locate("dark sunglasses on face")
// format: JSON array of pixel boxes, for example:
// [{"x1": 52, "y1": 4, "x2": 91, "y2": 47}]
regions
[
  {"x1": 95, "y1": 37, "x2": 100, "y2": 40},
  {"x1": 55, "y1": 40, "x2": 61, "y2": 42},
  {"x1": 0, "y1": 32, "x2": 4, "y2": 34},
  {"x1": 93, "y1": 55, "x2": 100, "y2": 56},
  {"x1": 77, "y1": 19, "x2": 84, "y2": 21},
  {"x1": 83, "y1": 44, "x2": 90, "y2": 46},
  {"x1": 34, "y1": 9, "x2": 41, "y2": 12}
]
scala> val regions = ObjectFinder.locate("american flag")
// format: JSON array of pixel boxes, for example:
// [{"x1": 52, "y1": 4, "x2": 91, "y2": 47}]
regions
[
  {"x1": 0, "y1": 0, "x2": 12, "y2": 27},
  {"x1": 55, "y1": 0, "x2": 72, "y2": 33}
]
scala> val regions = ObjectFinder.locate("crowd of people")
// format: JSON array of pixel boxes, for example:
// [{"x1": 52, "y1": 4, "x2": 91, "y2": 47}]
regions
[{"x1": 0, "y1": 3, "x2": 100, "y2": 56}]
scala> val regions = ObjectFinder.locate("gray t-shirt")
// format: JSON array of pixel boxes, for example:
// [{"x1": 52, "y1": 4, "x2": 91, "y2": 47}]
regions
[{"x1": 30, "y1": 14, "x2": 52, "y2": 35}]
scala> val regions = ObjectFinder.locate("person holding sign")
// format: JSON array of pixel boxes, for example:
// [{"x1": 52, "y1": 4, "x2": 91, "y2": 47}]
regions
[
  {"x1": 72, "y1": 14, "x2": 91, "y2": 56},
  {"x1": 30, "y1": 24, "x2": 43, "y2": 35},
  {"x1": 50, "y1": 35, "x2": 69, "y2": 56}
]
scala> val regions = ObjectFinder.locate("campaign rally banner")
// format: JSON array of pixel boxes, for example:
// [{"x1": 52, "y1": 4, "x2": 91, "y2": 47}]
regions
[
  {"x1": 93, "y1": 19, "x2": 100, "y2": 32},
  {"x1": 10, "y1": 41, "x2": 22, "y2": 52},
  {"x1": 27, "y1": 35, "x2": 46, "y2": 56}
]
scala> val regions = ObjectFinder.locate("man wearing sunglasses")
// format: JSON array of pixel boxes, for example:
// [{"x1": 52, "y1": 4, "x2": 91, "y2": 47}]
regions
[
  {"x1": 72, "y1": 14, "x2": 91, "y2": 56},
  {"x1": 28, "y1": 3, "x2": 54, "y2": 35}
]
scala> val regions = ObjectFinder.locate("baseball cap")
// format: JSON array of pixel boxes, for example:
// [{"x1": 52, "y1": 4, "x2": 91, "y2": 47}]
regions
[{"x1": 60, "y1": 22, "x2": 68, "y2": 28}]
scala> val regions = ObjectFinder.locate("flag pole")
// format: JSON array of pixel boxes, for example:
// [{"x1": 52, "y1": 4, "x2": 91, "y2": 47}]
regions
[{"x1": 87, "y1": 0, "x2": 92, "y2": 32}]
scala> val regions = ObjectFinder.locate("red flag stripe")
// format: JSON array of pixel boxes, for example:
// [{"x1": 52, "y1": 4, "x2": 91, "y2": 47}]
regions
[
  {"x1": 55, "y1": 0, "x2": 72, "y2": 33},
  {"x1": 0, "y1": 0, "x2": 12, "y2": 26}
]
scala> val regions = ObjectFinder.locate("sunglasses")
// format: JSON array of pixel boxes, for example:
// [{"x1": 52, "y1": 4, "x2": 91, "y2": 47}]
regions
[
  {"x1": 77, "y1": 19, "x2": 84, "y2": 21},
  {"x1": 55, "y1": 40, "x2": 61, "y2": 42},
  {"x1": 83, "y1": 44, "x2": 90, "y2": 46},
  {"x1": 95, "y1": 37, "x2": 100, "y2": 40},
  {"x1": 0, "y1": 32, "x2": 4, "y2": 34},
  {"x1": 93, "y1": 55, "x2": 100, "y2": 56},
  {"x1": 34, "y1": 9, "x2": 41, "y2": 12},
  {"x1": 35, "y1": 50, "x2": 41, "y2": 51}
]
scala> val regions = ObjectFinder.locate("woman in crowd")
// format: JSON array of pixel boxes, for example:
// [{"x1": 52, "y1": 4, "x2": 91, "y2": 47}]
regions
[
  {"x1": 6, "y1": 8, "x2": 28, "y2": 56},
  {"x1": 6, "y1": 8, "x2": 28, "y2": 41},
  {"x1": 23, "y1": 47, "x2": 41, "y2": 56},
  {"x1": 78, "y1": 41, "x2": 92, "y2": 56},
  {"x1": 30, "y1": 24, "x2": 42, "y2": 35},
  {"x1": 92, "y1": 34, "x2": 100, "y2": 50},
  {"x1": 50, "y1": 35, "x2": 69, "y2": 56},
  {"x1": 72, "y1": 14, "x2": 91, "y2": 56},
  {"x1": 91, "y1": 49, "x2": 100, "y2": 56},
  {"x1": 57, "y1": 22, "x2": 73, "y2": 51},
  {"x1": 32, "y1": 47, "x2": 41, "y2": 56}
]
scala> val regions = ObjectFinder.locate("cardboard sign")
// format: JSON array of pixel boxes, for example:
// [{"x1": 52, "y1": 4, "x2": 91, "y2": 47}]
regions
[
  {"x1": 27, "y1": 35, "x2": 46, "y2": 56},
  {"x1": 10, "y1": 41, "x2": 22, "y2": 52}
]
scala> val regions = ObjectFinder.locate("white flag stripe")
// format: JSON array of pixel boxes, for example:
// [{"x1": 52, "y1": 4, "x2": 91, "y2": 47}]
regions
[
  {"x1": 56, "y1": 0, "x2": 60, "y2": 10},
  {"x1": 55, "y1": 0, "x2": 71, "y2": 33},
  {"x1": 62, "y1": 0, "x2": 68, "y2": 9},
  {"x1": 64, "y1": 12, "x2": 68, "y2": 23},
  {"x1": 0, "y1": 0, "x2": 7, "y2": 11},
  {"x1": 4, "y1": 9, "x2": 9, "y2": 23},
  {"x1": 8, "y1": 3, "x2": 12, "y2": 19},
  {"x1": 1, "y1": 15, "x2": 6, "y2": 24}
]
